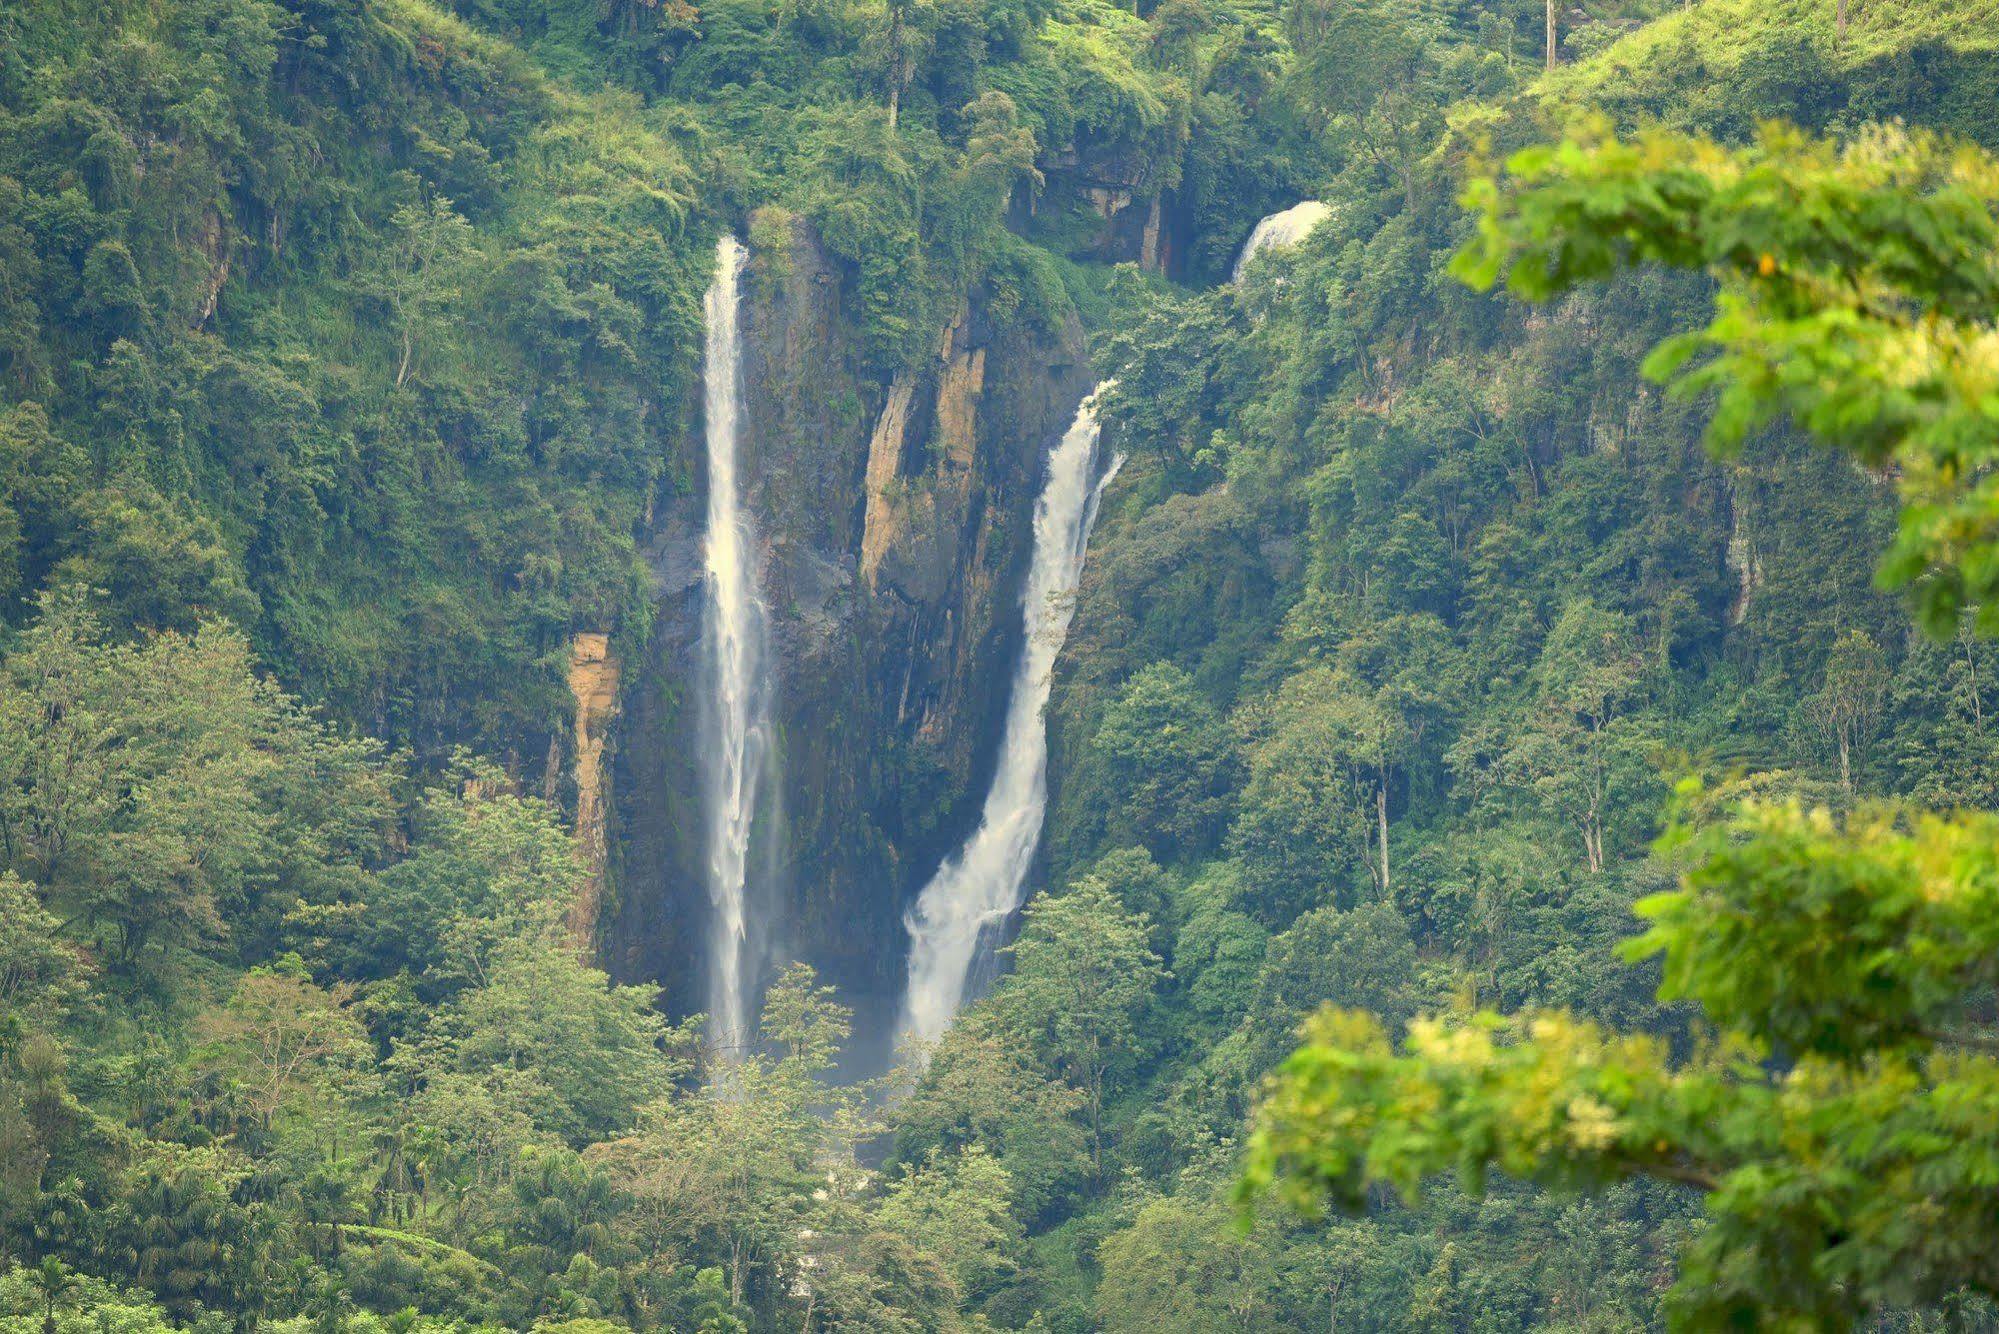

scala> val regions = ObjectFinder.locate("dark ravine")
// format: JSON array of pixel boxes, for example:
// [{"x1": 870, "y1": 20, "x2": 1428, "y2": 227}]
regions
[{"x1": 606, "y1": 212, "x2": 1093, "y2": 1065}]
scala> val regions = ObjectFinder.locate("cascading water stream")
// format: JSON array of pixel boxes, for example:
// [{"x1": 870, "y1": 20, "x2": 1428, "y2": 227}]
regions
[
  {"x1": 1231, "y1": 200, "x2": 1333, "y2": 282},
  {"x1": 895, "y1": 206, "x2": 1330, "y2": 1053},
  {"x1": 899, "y1": 385, "x2": 1125, "y2": 1051},
  {"x1": 698, "y1": 234, "x2": 774, "y2": 1059}
]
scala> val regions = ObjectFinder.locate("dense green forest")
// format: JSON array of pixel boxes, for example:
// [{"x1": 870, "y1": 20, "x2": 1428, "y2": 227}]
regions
[{"x1": 6, "y1": 0, "x2": 1999, "y2": 1328}]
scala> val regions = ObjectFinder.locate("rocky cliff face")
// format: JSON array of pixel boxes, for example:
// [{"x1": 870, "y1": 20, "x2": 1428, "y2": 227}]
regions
[
  {"x1": 566, "y1": 631, "x2": 621, "y2": 940},
  {"x1": 606, "y1": 213, "x2": 1092, "y2": 1062}
]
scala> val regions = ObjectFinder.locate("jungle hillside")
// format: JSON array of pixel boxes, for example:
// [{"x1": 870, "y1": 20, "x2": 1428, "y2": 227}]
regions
[{"x1": 5, "y1": 0, "x2": 1999, "y2": 1329}]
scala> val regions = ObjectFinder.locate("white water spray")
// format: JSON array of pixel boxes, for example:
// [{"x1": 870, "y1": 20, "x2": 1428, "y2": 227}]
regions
[
  {"x1": 900, "y1": 385, "x2": 1125, "y2": 1050},
  {"x1": 698, "y1": 234, "x2": 774, "y2": 1057},
  {"x1": 1232, "y1": 200, "x2": 1333, "y2": 282}
]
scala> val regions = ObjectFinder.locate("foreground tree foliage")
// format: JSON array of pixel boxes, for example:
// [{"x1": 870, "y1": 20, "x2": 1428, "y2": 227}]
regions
[
  {"x1": 1456, "y1": 119, "x2": 1999, "y2": 631},
  {"x1": 1246, "y1": 120, "x2": 1999, "y2": 1328}
]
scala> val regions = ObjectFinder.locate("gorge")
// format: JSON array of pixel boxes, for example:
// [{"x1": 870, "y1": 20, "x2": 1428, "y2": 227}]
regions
[
  {"x1": 609, "y1": 212, "x2": 1094, "y2": 1066},
  {"x1": 660, "y1": 191, "x2": 1351, "y2": 1055}
]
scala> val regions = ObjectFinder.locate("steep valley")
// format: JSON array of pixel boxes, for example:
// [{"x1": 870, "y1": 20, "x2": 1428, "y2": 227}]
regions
[{"x1": 7, "y1": 0, "x2": 1999, "y2": 1328}]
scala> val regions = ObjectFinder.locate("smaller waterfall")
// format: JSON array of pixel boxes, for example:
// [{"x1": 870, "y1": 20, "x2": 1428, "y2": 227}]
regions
[
  {"x1": 1232, "y1": 200, "x2": 1333, "y2": 282},
  {"x1": 900, "y1": 385, "x2": 1125, "y2": 1051},
  {"x1": 698, "y1": 234, "x2": 774, "y2": 1058}
]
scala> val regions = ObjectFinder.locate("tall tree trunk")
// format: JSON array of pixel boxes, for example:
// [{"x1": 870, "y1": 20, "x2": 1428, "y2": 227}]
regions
[
  {"x1": 1377, "y1": 781, "x2": 1390, "y2": 894},
  {"x1": 1963, "y1": 637, "x2": 1984, "y2": 730},
  {"x1": 1546, "y1": 0, "x2": 1558, "y2": 70},
  {"x1": 1835, "y1": 0, "x2": 1848, "y2": 39}
]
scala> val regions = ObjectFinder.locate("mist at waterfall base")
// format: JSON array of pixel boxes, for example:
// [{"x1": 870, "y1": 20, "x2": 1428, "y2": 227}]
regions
[
  {"x1": 697, "y1": 234, "x2": 776, "y2": 1060},
  {"x1": 898, "y1": 386, "x2": 1125, "y2": 1053}
]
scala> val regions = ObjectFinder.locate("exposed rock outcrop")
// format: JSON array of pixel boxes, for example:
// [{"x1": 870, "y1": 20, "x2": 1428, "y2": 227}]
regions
[
  {"x1": 566, "y1": 631, "x2": 620, "y2": 939},
  {"x1": 860, "y1": 373, "x2": 920, "y2": 587},
  {"x1": 1049, "y1": 147, "x2": 1178, "y2": 275}
]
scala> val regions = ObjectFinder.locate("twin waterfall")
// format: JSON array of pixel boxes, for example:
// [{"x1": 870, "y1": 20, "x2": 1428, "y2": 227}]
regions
[
  {"x1": 899, "y1": 387, "x2": 1125, "y2": 1051},
  {"x1": 692, "y1": 231, "x2": 1122, "y2": 1062},
  {"x1": 690, "y1": 208, "x2": 1314, "y2": 1059},
  {"x1": 698, "y1": 235, "x2": 774, "y2": 1057}
]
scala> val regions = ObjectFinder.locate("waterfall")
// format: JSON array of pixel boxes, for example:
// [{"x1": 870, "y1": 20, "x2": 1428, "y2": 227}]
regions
[
  {"x1": 900, "y1": 385, "x2": 1125, "y2": 1051},
  {"x1": 698, "y1": 234, "x2": 774, "y2": 1058},
  {"x1": 1232, "y1": 200, "x2": 1333, "y2": 282}
]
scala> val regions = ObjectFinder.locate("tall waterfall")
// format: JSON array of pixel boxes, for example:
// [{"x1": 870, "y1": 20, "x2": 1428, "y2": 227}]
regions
[
  {"x1": 698, "y1": 234, "x2": 774, "y2": 1057},
  {"x1": 1232, "y1": 200, "x2": 1333, "y2": 282},
  {"x1": 900, "y1": 385, "x2": 1125, "y2": 1051}
]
